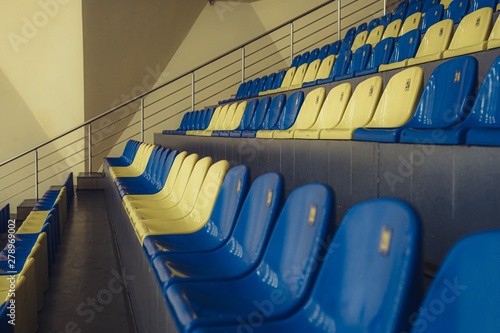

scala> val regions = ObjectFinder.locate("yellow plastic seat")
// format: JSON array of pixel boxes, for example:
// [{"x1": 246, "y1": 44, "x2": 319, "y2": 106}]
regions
[
  {"x1": 265, "y1": 67, "x2": 296, "y2": 95},
  {"x1": 19, "y1": 258, "x2": 38, "y2": 333},
  {"x1": 351, "y1": 31, "x2": 369, "y2": 52},
  {"x1": 278, "y1": 63, "x2": 308, "y2": 92},
  {"x1": 197, "y1": 104, "x2": 231, "y2": 136},
  {"x1": 443, "y1": 7, "x2": 493, "y2": 58},
  {"x1": 188, "y1": 106, "x2": 223, "y2": 136},
  {"x1": 400, "y1": 12, "x2": 423, "y2": 36},
  {"x1": 407, "y1": 19, "x2": 454, "y2": 66},
  {"x1": 122, "y1": 152, "x2": 191, "y2": 211},
  {"x1": 290, "y1": 59, "x2": 322, "y2": 90},
  {"x1": 17, "y1": 210, "x2": 50, "y2": 234},
  {"x1": 382, "y1": 19, "x2": 402, "y2": 39},
  {"x1": 109, "y1": 144, "x2": 154, "y2": 178},
  {"x1": 294, "y1": 83, "x2": 352, "y2": 139},
  {"x1": 314, "y1": 54, "x2": 337, "y2": 81},
  {"x1": 227, "y1": 101, "x2": 248, "y2": 130},
  {"x1": 487, "y1": 15, "x2": 500, "y2": 49},
  {"x1": 217, "y1": 102, "x2": 239, "y2": 131},
  {"x1": 361, "y1": 67, "x2": 424, "y2": 132},
  {"x1": 273, "y1": 87, "x2": 326, "y2": 139},
  {"x1": 366, "y1": 25, "x2": 385, "y2": 47},
  {"x1": 135, "y1": 160, "x2": 230, "y2": 243},
  {"x1": 440, "y1": 0, "x2": 453, "y2": 9},
  {"x1": 129, "y1": 156, "x2": 212, "y2": 224},
  {"x1": 320, "y1": 76, "x2": 383, "y2": 140}
]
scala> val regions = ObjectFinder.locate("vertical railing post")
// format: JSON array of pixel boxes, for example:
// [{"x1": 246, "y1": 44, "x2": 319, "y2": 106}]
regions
[
  {"x1": 337, "y1": 0, "x2": 342, "y2": 41},
  {"x1": 88, "y1": 124, "x2": 92, "y2": 173},
  {"x1": 34, "y1": 149, "x2": 39, "y2": 200},
  {"x1": 384, "y1": 0, "x2": 387, "y2": 15},
  {"x1": 140, "y1": 98, "x2": 145, "y2": 141},
  {"x1": 290, "y1": 23, "x2": 294, "y2": 64},
  {"x1": 241, "y1": 48, "x2": 245, "y2": 83}
]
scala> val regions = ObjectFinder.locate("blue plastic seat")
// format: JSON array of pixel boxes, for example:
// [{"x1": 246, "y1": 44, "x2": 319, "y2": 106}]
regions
[
  {"x1": 420, "y1": 4, "x2": 444, "y2": 33},
  {"x1": 357, "y1": 56, "x2": 477, "y2": 143},
  {"x1": 380, "y1": 13, "x2": 393, "y2": 27},
  {"x1": 445, "y1": 0, "x2": 469, "y2": 23},
  {"x1": 328, "y1": 40, "x2": 341, "y2": 55},
  {"x1": 410, "y1": 230, "x2": 500, "y2": 333},
  {"x1": 422, "y1": 0, "x2": 441, "y2": 12},
  {"x1": 260, "y1": 72, "x2": 276, "y2": 93},
  {"x1": 164, "y1": 182, "x2": 335, "y2": 332},
  {"x1": 356, "y1": 22, "x2": 368, "y2": 35},
  {"x1": 379, "y1": 29, "x2": 420, "y2": 71},
  {"x1": 104, "y1": 140, "x2": 140, "y2": 167},
  {"x1": 340, "y1": 27, "x2": 357, "y2": 51},
  {"x1": 336, "y1": 44, "x2": 372, "y2": 81},
  {"x1": 251, "y1": 75, "x2": 267, "y2": 97},
  {"x1": 469, "y1": 0, "x2": 496, "y2": 13},
  {"x1": 236, "y1": 97, "x2": 272, "y2": 138},
  {"x1": 152, "y1": 172, "x2": 284, "y2": 292},
  {"x1": 317, "y1": 44, "x2": 330, "y2": 60},
  {"x1": 218, "y1": 99, "x2": 259, "y2": 137},
  {"x1": 463, "y1": 56, "x2": 500, "y2": 146},
  {"x1": 291, "y1": 54, "x2": 301, "y2": 67},
  {"x1": 201, "y1": 108, "x2": 215, "y2": 130},
  {"x1": 194, "y1": 198, "x2": 423, "y2": 333},
  {"x1": 242, "y1": 94, "x2": 286, "y2": 138},
  {"x1": 368, "y1": 18, "x2": 380, "y2": 32},
  {"x1": 257, "y1": 91, "x2": 304, "y2": 138},
  {"x1": 393, "y1": 6, "x2": 407, "y2": 22},
  {"x1": 355, "y1": 37, "x2": 395, "y2": 76},
  {"x1": 315, "y1": 49, "x2": 352, "y2": 84},
  {"x1": 142, "y1": 165, "x2": 251, "y2": 261},
  {"x1": 406, "y1": 1, "x2": 423, "y2": 19}
]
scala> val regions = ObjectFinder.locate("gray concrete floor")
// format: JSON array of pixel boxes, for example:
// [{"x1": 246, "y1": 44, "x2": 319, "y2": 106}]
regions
[{"x1": 37, "y1": 190, "x2": 136, "y2": 333}]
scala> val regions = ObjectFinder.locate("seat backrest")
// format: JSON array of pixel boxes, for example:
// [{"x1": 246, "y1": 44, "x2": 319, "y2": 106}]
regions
[
  {"x1": 189, "y1": 111, "x2": 200, "y2": 131},
  {"x1": 365, "y1": 37, "x2": 395, "y2": 70},
  {"x1": 289, "y1": 63, "x2": 309, "y2": 86},
  {"x1": 261, "y1": 73, "x2": 276, "y2": 92},
  {"x1": 380, "y1": 13, "x2": 393, "y2": 27},
  {"x1": 444, "y1": 0, "x2": 470, "y2": 23},
  {"x1": 240, "y1": 80, "x2": 253, "y2": 98},
  {"x1": 196, "y1": 110, "x2": 207, "y2": 130},
  {"x1": 406, "y1": 1, "x2": 423, "y2": 18},
  {"x1": 202, "y1": 108, "x2": 215, "y2": 130},
  {"x1": 288, "y1": 87, "x2": 326, "y2": 131},
  {"x1": 163, "y1": 153, "x2": 199, "y2": 201},
  {"x1": 177, "y1": 112, "x2": 190, "y2": 130},
  {"x1": 393, "y1": 6, "x2": 407, "y2": 22},
  {"x1": 157, "y1": 150, "x2": 179, "y2": 188},
  {"x1": 247, "y1": 97, "x2": 271, "y2": 131},
  {"x1": 315, "y1": 54, "x2": 336, "y2": 81},
  {"x1": 252, "y1": 76, "x2": 267, "y2": 97},
  {"x1": 220, "y1": 103, "x2": 239, "y2": 130},
  {"x1": 227, "y1": 101, "x2": 248, "y2": 130},
  {"x1": 383, "y1": 19, "x2": 402, "y2": 39},
  {"x1": 461, "y1": 55, "x2": 500, "y2": 128},
  {"x1": 236, "y1": 99, "x2": 259, "y2": 131},
  {"x1": 423, "y1": 0, "x2": 441, "y2": 12},
  {"x1": 405, "y1": 56, "x2": 477, "y2": 130},
  {"x1": 211, "y1": 104, "x2": 230, "y2": 130},
  {"x1": 204, "y1": 106, "x2": 223, "y2": 131},
  {"x1": 342, "y1": 27, "x2": 357, "y2": 50},
  {"x1": 351, "y1": 30, "x2": 368, "y2": 52},
  {"x1": 335, "y1": 76, "x2": 383, "y2": 130},
  {"x1": 331, "y1": 49, "x2": 352, "y2": 79},
  {"x1": 298, "y1": 51, "x2": 310, "y2": 66},
  {"x1": 346, "y1": 44, "x2": 372, "y2": 76},
  {"x1": 279, "y1": 67, "x2": 297, "y2": 89},
  {"x1": 227, "y1": 172, "x2": 284, "y2": 272},
  {"x1": 308, "y1": 48, "x2": 320, "y2": 63},
  {"x1": 271, "y1": 70, "x2": 286, "y2": 90},
  {"x1": 365, "y1": 67, "x2": 424, "y2": 128},
  {"x1": 366, "y1": 25, "x2": 385, "y2": 46},
  {"x1": 415, "y1": 19, "x2": 454, "y2": 59},
  {"x1": 258, "y1": 94, "x2": 286, "y2": 130},
  {"x1": 318, "y1": 44, "x2": 330, "y2": 60},
  {"x1": 400, "y1": 12, "x2": 423, "y2": 36},
  {"x1": 469, "y1": 0, "x2": 496, "y2": 13},
  {"x1": 175, "y1": 156, "x2": 212, "y2": 213},
  {"x1": 291, "y1": 54, "x2": 301, "y2": 67},
  {"x1": 489, "y1": 13, "x2": 500, "y2": 42},
  {"x1": 447, "y1": 7, "x2": 493, "y2": 51},
  {"x1": 311, "y1": 82, "x2": 352, "y2": 130},
  {"x1": 272, "y1": 91, "x2": 305, "y2": 130},
  {"x1": 388, "y1": 30, "x2": 421, "y2": 64},
  {"x1": 421, "y1": 4, "x2": 444, "y2": 32},
  {"x1": 158, "y1": 151, "x2": 188, "y2": 197},
  {"x1": 411, "y1": 230, "x2": 500, "y2": 333},
  {"x1": 311, "y1": 198, "x2": 423, "y2": 333},
  {"x1": 328, "y1": 40, "x2": 341, "y2": 55},
  {"x1": 234, "y1": 82, "x2": 246, "y2": 100},
  {"x1": 254, "y1": 183, "x2": 335, "y2": 316},
  {"x1": 302, "y1": 58, "x2": 322, "y2": 84},
  {"x1": 356, "y1": 22, "x2": 368, "y2": 35},
  {"x1": 245, "y1": 79, "x2": 260, "y2": 99},
  {"x1": 368, "y1": 17, "x2": 380, "y2": 32}
]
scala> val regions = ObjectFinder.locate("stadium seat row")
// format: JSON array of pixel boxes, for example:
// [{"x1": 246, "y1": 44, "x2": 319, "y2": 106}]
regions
[
  {"x1": 165, "y1": 55, "x2": 500, "y2": 146},
  {"x1": 0, "y1": 173, "x2": 74, "y2": 333},
  {"x1": 105, "y1": 140, "x2": 500, "y2": 333},
  {"x1": 219, "y1": 0, "x2": 500, "y2": 103}
]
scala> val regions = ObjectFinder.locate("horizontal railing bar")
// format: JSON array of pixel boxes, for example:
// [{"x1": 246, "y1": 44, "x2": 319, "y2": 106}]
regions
[
  {"x1": 245, "y1": 34, "x2": 290, "y2": 58},
  {"x1": 38, "y1": 147, "x2": 87, "y2": 174},
  {"x1": 0, "y1": 186, "x2": 34, "y2": 206},
  {"x1": 39, "y1": 160, "x2": 85, "y2": 185},
  {"x1": 38, "y1": 136, "x2": 86, "y2": 161},
  {"x1": 143, "y1": 83, "x2": 192, "y2": 109},
  {"x1": 91, "y1": 108, "x2": 140, "y2": 133},
  {"x1": 144, "y1": 94, "x2": 192, "y2": 121},
  {"x1": 0, "y1": 173, "x2": 35, "y2": 192},
  {"x1": 0, "y1": 161, "x2": 34, "y2": 182}
]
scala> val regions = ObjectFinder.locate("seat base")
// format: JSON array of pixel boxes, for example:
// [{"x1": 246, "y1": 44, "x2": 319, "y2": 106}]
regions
[
  {"x1": 379, "y1": 59, "x2": 408, "y2": 72},
  {"x1": 443, "y1": 43, "x2": 488, "y2": 59},
  {"x1": 293, "y1": 129, "x2": 321, "y2": 139},
  {"x1": 400, "y1": 127, "x2": 467, "y2": 144},
  {"x1": 319, "y1": 128, "x2": 355, "y2": 140},
  {"x1": 407, "y1": 52, "x2": 443, "y2": 66},
  {"x1": 466, "y1": 128, "x2": 500, "y2": 146},
  {"x1": 256, "y1": 130, "x2": 274, "y2": 139},
  {"x1": 353, "y1": 128, "x2": 402, "y2": 142}
]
